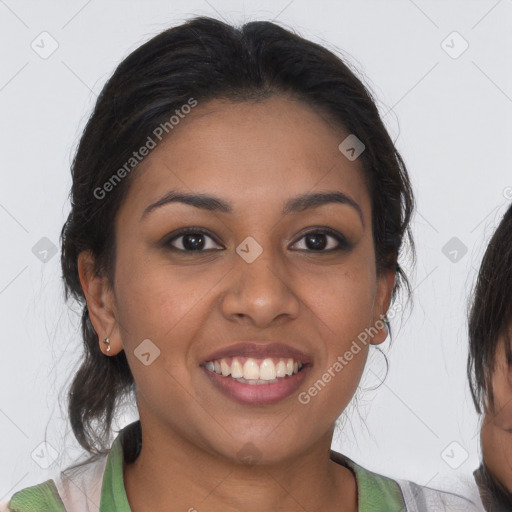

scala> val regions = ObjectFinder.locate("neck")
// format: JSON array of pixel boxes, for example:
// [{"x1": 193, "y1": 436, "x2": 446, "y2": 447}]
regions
[{"x1": 123, "y1": 420, "x2": 357, "y2": 512}]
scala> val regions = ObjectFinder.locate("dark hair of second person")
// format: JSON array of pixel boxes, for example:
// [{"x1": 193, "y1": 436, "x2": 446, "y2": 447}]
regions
[{"x1": 468, "y1": 203, "x2": 512, "y2": 510}]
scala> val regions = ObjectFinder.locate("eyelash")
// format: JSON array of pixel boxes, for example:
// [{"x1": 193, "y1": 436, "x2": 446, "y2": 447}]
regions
[{"x1": 162, "y1": 226, "x2": 352, "y2": 254}]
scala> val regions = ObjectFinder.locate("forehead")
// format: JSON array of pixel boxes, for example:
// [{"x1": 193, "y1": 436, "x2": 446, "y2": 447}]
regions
[{"x1": 121, "y1": 96, "x2": 370, "y2": 220}]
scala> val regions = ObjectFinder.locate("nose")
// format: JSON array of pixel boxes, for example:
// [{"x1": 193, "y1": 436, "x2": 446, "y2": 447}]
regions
[{"x1": 220, "y1": 243, "x2": 301, "y2": 329}]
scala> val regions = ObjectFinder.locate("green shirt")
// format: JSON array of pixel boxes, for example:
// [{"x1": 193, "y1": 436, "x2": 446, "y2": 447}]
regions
[{"x1": 6, "y1": 420, "x2": 471, "y2": 511}]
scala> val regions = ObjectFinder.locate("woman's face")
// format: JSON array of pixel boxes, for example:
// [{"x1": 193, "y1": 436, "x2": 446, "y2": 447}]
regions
[
  {"x1": 481, "y1": 331, "x2": 512, "y2": 492},
  {"x1": 85, "y1": 95, "x2": 394, "y2": 464}
]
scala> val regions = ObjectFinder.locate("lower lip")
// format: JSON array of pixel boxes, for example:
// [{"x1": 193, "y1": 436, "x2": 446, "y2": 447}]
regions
[{"x1": 201, "y1": 365, "x2": 310, "y2": 405}]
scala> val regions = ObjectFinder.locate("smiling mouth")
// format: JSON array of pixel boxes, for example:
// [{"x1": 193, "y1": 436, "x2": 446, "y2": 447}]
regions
[{"x1": 202, "y1": 356, "x2": 305, "y2": 385}]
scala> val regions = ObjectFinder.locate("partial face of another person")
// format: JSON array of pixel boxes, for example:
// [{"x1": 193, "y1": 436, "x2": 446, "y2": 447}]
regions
[
  {"x1": 83, "y1": 95, "x2": 394, "y2": 464},
  {"x1": 481, "y1": 328, "x2": 512, "y2": 492}
]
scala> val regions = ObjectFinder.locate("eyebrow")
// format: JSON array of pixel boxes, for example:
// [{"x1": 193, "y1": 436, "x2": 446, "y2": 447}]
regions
[{"x1": 140, "y1": 190, "x2": 364, "y2": 226}]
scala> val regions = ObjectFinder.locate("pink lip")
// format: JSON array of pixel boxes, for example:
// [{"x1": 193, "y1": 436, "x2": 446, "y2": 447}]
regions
[
  {"x1": 201, "y1": 364, "x2": 311, "y2": 405},
  {"x1": 201, "y1": 342, "x2": 312, "y2": 365},
  {"x1": 199, "y1": 342, "x2": 312, "y2": 405}
]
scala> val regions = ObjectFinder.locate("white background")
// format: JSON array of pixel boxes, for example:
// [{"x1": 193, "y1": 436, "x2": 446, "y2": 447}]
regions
[{"x1": 1, "y1": 0, "x2": 511, "y2": 502}]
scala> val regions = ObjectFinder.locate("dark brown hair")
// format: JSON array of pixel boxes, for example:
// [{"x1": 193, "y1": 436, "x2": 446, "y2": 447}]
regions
[{"x1": 60, "y1": 16, "x2": 415, "y2": 455}]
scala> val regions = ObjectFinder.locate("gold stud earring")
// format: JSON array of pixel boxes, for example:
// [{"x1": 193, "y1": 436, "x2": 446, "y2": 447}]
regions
[{"x1": 103, "y1": 337, "x2": 111, "y2": 353}]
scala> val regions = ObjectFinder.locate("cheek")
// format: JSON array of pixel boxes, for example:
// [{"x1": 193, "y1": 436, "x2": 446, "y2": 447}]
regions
[
  {"x1": 112, "y1": 252, "x2": 230, "y2": 398},
  {"x1": 491, "y1": 399, "x2": 512, "y2": 432},
  {"x1": 488, "y1": 353, "x2": 512, "y2": 431},
  {"x1": 305, "y1": 262, "x2": 377, "y2": 339},
  {"x1": 299, "y1": 267, "x2": 375, "y2": 401},
  {"x1": 481, "y1": 418, "x2": 512, "y2": 493},
  {"x1": 112, "y1": 257, "x2": 212, "y2": 412},
  {"x1": 114, "y1": 250, "x2": 222, "y2": 340}
]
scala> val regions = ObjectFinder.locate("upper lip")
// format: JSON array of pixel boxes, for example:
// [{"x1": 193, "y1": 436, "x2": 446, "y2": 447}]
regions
[{"x1": 201, "y1": 342, "x2": 312, "y2": 365}]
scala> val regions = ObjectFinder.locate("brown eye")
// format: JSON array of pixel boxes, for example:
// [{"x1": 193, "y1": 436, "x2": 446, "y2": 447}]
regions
[
  {"x1": 291, "y1": 228, "x2": 352, "y2": 252},
  {"x1": 163, "y1": 228, "x2": 223, "y2": 252}
]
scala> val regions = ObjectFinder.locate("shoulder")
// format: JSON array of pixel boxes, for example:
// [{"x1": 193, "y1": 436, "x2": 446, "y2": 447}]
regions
[
  {"x1": 330, "y1": 450, "x2": 484, "y2": 511},
  {"x1": 396, "y1": 478, "x2": 484, "y2": 511},
  {"x1": 3, "y1": 453, "x2": 108, "y2": 512},
  {"x1": 3, "y1": 479, "x2": 66, "y2": 511},
  {"x1": 331, "y1": 450, "x2": 406, "y2": 509}
]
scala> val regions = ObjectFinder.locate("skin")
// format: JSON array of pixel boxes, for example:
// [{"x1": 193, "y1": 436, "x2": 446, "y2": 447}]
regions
[
  {"x1": 481, "y1": 332, "x2": 512, "y2": 493},
  {"x1": 79, "y1": 95, "x2": 395, "y2": 512}
]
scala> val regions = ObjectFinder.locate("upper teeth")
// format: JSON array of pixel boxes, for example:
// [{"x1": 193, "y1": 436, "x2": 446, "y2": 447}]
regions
[{"x1": 204, "y1": 357, "x2": 303, "y2": 381}]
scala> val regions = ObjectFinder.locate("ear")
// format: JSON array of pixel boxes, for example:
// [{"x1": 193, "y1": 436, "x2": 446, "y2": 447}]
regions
[
  {"x1": 77, "y1": 250, "x2": 123, "y2": 356},
  {"x1": 370, "y1": 267, "x2": 396, "y2": 346}
]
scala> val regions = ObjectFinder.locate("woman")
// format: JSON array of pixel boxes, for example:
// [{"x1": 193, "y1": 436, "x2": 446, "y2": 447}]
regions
[
  {"x1": 468, "y1": 203, "x2": 512, "y2": 511},
  {"x1": 4, "y1": 16, "x2": 479, "y2": 511}
]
